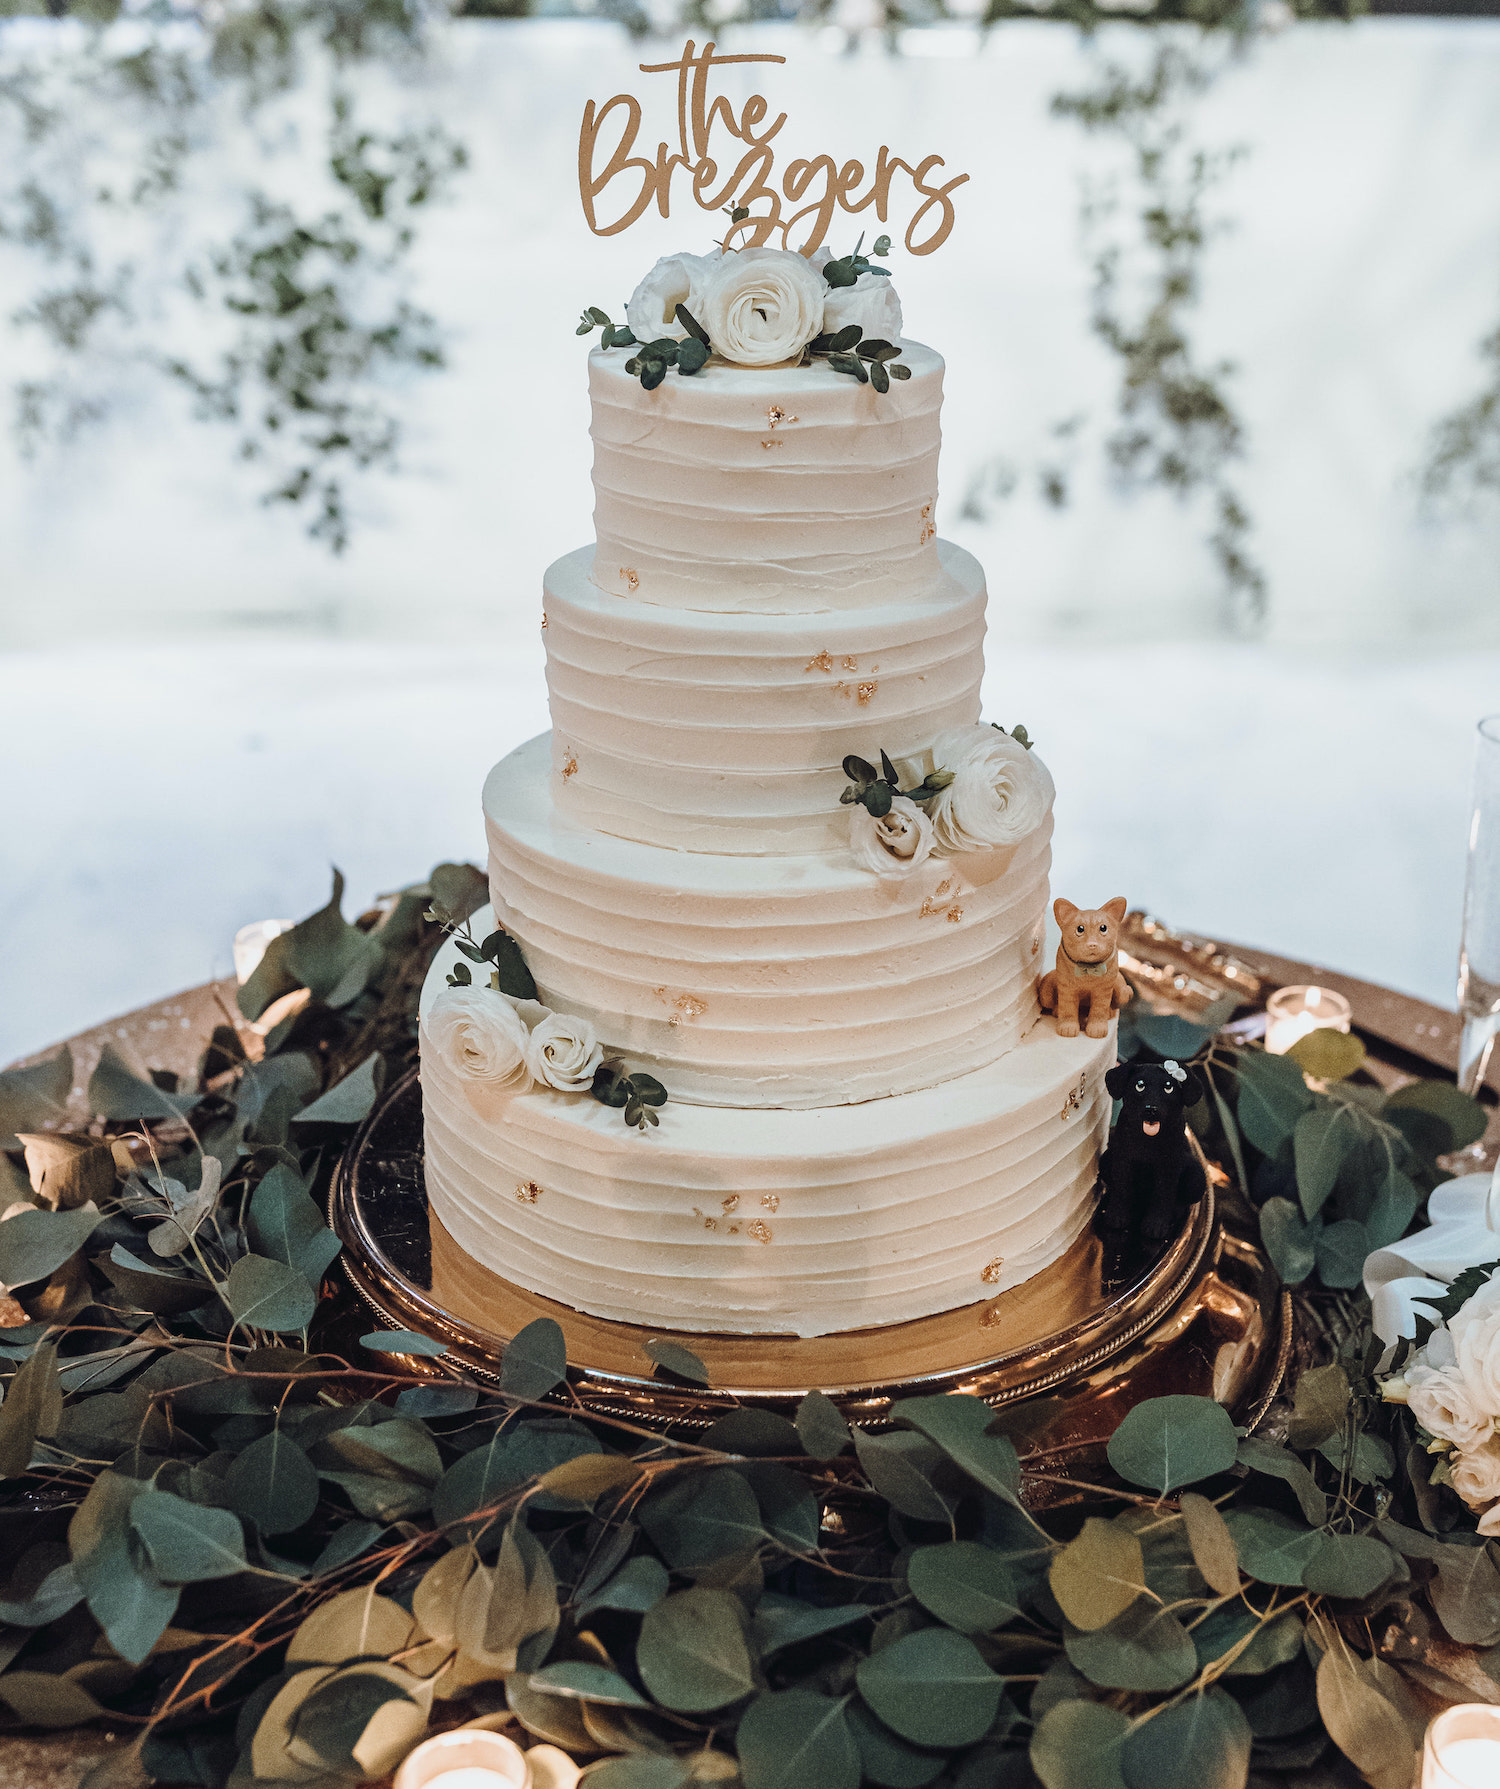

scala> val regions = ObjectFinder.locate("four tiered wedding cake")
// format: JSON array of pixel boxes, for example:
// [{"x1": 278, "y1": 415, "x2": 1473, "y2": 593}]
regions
[{"x1": 418, "y1": 244, "x2": 1114, "y2": 1338}]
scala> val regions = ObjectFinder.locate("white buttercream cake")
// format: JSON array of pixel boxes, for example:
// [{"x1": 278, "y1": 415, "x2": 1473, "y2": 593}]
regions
[{"x1": 419, "y1": 310, "x2": 1113, "y2": 1338}]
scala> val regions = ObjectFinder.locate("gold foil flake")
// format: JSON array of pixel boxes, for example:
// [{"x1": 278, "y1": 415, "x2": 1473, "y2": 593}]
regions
[
  {"x1": 729, "y1": 1224, "x2": 740, "y2": 1235},
  {"x1": 560, "y1": 753, "x2": 579, "y2": 782},
  {"x1": 620, "y1": 566, "x2": 640, "y2": 593},
  {"x1": 722, "y1": 1194, "x2": 740, "y2": 1214},
  {"x1": 981, "y1": 1257, "x2": 1004, "y2": 1284},
  {"x1": 540, "y1": 610, "x2": 548, "y2": 630},
  {"x1": 935, "y1": 878, "x2": 954, "y2": 898},
  {"x1": 841, "y1": 655, "x2": 858, "y2": 671},
  {"x1": 805, "y1": 650, "x2": 834, "y2": 674},
  {"x1": 979, "y1": 1300, "x2": 1005, "y2": 1330},
  {"x1": 761, "y1": 438, "x2": 784, "y2": 450},
  {"x1": 515, "y1": 1181, "x2": 542, "y2": 1204},
  {"x1": 919, "y1": 502, "x2": 937, "y2": 546},
  {"x1": 704, "y1": 1217, "x2": 718, "y2": 1231},
  {"x1": 761, "y1": 1193, "x2": 780, "y2": 1213},
  {"x1": 661, "y1": 992, "x2": 708, "y2": 1029},
  {"x1": 766, "y1": 405, "x2": 797, "y2": 428},
  {"x1": 946, "y1": 905, "x2": 964, "y2": 923},
  {"x1": 1060, "y1": 1075, "x2": 1087, "y2": 1120},
  {"x1": 856, "y1": 682, "x2": 877, "y2": 705},
  {"x1": 1030, "y1": 931, "x2": 1042, "y2": 958},
  {"x1": 748, "y1": 1219, "x2": 773, "y2": 1245}
]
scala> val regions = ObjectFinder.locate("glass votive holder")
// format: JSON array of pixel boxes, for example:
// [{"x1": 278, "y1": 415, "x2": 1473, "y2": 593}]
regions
[
  {"x1": 1264, "y1": 984, "x2": 1353, "y2": 1057},
  {"x1": 392, "y1": 1727, "x2": 532, "y2": 1789},
  {"x1": 1424, "y1": 1704, "x2": 1500, "y2": 1788},
  {"x1": 232, "y1": 919, "x2": 295, "y2": 985}
]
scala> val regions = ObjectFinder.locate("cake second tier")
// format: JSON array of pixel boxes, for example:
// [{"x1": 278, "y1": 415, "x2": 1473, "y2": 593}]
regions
[{"x1": 487, "y1": 733, "x2": 1050, "y2": 1109}]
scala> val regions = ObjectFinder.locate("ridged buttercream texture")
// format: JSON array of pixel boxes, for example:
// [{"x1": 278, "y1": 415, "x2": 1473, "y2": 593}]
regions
[
  {"x1": 487, "y1": 735, "x2": 1049, "y2": 1109},
  {"x1": 420, "y1": 921, "x2": 1114, "y2": 1337},
  {"x1": 545, "y1": 539, "x2": 986, "y2": 854},
  {"x1": 589, "y1": 341, "x2": 943, "y2": 614}
]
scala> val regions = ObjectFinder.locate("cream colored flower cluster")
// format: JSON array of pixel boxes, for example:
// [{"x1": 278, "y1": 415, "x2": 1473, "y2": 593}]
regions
[
  {"x1": 427, "y1": 985, "x2": 602, "y2": 1097},
  {"x1": 1384, "y1": 1272, "x2": 1500, "y2": 1532},
  {"x1": 625, "y1": 246, "x2": 902, "y2": 369},
  {"x1": 849, "y1": 726, "x2": 1057, "y2": 883}
]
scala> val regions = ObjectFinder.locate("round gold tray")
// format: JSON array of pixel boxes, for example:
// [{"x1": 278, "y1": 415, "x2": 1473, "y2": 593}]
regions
[{"x1": 330, "y1": 1069, "x2": 1291, "y2": 1446}]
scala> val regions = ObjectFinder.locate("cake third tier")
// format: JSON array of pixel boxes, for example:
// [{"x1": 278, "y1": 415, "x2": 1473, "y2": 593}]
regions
[{"x1": 487, "y1": 733, "x2": 1051, "y2": 1109}]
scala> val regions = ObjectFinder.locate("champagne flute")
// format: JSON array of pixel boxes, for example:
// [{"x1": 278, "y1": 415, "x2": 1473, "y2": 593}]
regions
[{"x1": 1458, "y1": 715, "x2": 1500, "y2": 1097}]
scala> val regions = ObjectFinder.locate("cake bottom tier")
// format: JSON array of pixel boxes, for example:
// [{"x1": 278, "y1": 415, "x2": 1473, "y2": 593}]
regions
[{"x1": 419, "y1": 948, "x2": 1115, "y2": 1338}]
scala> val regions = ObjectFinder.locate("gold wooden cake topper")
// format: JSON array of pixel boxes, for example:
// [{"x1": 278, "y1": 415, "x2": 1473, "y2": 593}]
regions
[{"x1": 580, "y1": 40, "x2": 967, "y2": 254}]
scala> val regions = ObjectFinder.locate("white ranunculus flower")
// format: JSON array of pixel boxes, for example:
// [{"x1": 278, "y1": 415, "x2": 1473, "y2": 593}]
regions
[
  {"x1": 1449, "y1": 1277, "x2": 1500, "y2": 1414},
  {"x1": 1406, "y1": 1358, "x2": 1494, "y2": 1452},
  {"x1": 428, "y1": 986, "x2": 531, "y2": 1093},
  {"x1": 849, "y1": 795, "x2": 936, "y2": 880},
  {"x1": 1451, "y1": 1440, "x2": 1500, "y2": 1514},
  {"x1": 821, "y1": 273, "x2": 903, "y2": 344},
  {"x1": 625, "y1": 250, "x2": 721, "y2": 345},
  {"x1": 526, "y1": 1010, "x2": 605, "y2": 1093},
  {"x1": 697, "y1": 247, "x2": 827, "y2": 367},
  {"x1": 925, "y1": 726, "x2": 1056, "y2": 856}
]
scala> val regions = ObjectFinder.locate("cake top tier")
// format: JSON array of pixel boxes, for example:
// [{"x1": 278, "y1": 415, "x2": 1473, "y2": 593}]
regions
[{"x1": 590, "y1": 338, "x2": 943, "y2": 615}]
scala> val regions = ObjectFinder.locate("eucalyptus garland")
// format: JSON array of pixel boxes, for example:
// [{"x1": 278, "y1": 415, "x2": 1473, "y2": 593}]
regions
[{"x1": 0, "y1": 867, "x2": 1493, "y2": 1789}]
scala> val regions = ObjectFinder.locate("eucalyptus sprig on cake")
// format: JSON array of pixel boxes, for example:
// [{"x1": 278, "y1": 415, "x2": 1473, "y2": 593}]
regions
[{"x1": 425, "y1": 905, "x2": 671, "y2": 1130}]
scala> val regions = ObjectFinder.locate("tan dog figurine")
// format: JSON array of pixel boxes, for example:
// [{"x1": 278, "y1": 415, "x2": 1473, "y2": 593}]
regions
[{"x1": 1038, "y1": 897, "x2": 1133, "y2": 1039}]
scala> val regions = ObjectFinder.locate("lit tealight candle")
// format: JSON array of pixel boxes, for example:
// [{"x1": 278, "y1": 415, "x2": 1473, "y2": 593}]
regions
[
  {"x1": 233, "y1": 919, "x2": 296, "y2": 985},
  {"x1": 392, "y1": 1728, "x2": 532, "y2": 1789},
  {"x1": 1264, "y1": 984, "x2": 1353, "y2": 1057},
  {"x1": 1424, "y1": 1704, "x2": 1500, "y2": 1788}
]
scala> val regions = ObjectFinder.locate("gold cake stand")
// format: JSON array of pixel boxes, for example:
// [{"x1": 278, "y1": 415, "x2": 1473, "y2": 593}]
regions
[{"x1": 329, "y1": 1065, "x2": 1291, "y2": 1454}]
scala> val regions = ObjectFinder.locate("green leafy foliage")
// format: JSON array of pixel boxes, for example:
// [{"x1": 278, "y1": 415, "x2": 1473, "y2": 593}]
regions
[
  {"x1": 1106, "y1": 1396, "x2": 1238, "y2": 1492},
  {"x1": 856, "y1": 1628, "x2": 1005, "y2": 1747}
]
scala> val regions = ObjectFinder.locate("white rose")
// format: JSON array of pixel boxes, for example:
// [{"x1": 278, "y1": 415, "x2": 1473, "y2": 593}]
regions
[
  {"x1": 697, "y1": 247, "x2": 826, "y2": 367},
  {"x1": 428, "y1": 986, "x2": 531, "y2": 1093},
  {"x1": 1449, "y1": 1276, "x2": 1500, "y2": 1414},
  {"x1": 625, "y1": 250, "x2": 721, "y2": 345},
  {"x1": 822, "y1": 273, "x2": 903, "y2": 344},
  {"x1": 526, "y1": 1010, "x2": 604, "y2": 1093},
  {"x1": 925, "y1": 726, "x2": 1056, "y2": 855},
  {"x1": 1451, "y1": 1440, "x2": 1500, "y2": 1513},
  {"x1": 1407, "y1": 1357, "x2": 1494, "y2": 1452},
  {"x1": 849, "y1": 795, "x2": 935, "y2": 880}
]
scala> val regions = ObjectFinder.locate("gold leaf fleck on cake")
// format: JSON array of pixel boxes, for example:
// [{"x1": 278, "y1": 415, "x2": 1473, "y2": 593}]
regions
[
  {"x1": 540, "y1": 610, "x2": 548, "y2": 630},
  {"x1": 748, "y1": 1219, "x2": 773, "y2": 1245},
  {"x1": 722, "y1": 1194, "x2": 740, "y2": 1214},
  {"x1": 1060, "y1": 1075, "x2": 1086, "y2": 1120},
  {"x1": 856, "y1": 682, "x2": 877, "y2": 705},
  {"x1": 761, "y1": 1193, "x2": 780, "y2": 1213},
  {"x1": 979, "y1": 1301, "x2": 1004, "y2": 1330},
  {"x1": 1030, "y1": 932, "x2": 1042, "y2": 957},
  {"x1": 661, "y1": 992, "x2": 709, "y2": 1029},
  {"x1": 946, "y1": 905, "x2": 964, "y2": 923},
  {"x1": 919, "y1": 502, "x2": 936, "y2": 546},
  {"x1": 935, "y1": 878, "x2": 954, "y2": 898},
  {"x1": 841, "y1": 655, "x2": 857, "y2": 671},
  {"x1": 515, "y1": 1181, "x2": 542, "y2": 1204},
  {"x1": 560, "y1": 753, "x2": 578, "y2": 782},
  {"x1": 620, "y1": 566, "x2": 640, "y2": 592},
  {"x1": 805, "y1": 650, "x2": 834, "y2": 675},
  {"x1": 704, "y1": 1216, "x2": 718, "y2": 1231},
  {"x1": 761, "y1": 438, "x2": 784, "y2": 450},
  {"x1": 980, "y1": 1256, "x2": 1004, "y2": 1284},
  {"x1": 766, "y1": 405, "x2": 797, "y2": 428},
  {"x1": 729, "y1": 1224, "x2": 740, "y2": 1235},
  {"x1": 919, "y1": 895, "x2": 943, "y2": 919}
]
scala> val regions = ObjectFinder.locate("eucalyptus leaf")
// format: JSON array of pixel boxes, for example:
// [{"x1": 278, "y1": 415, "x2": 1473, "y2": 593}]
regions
[
  {"x1": 705, "y1": 1406, "x2": 801, "y2": 1456},
  {"x1": 0, "y1": 1201, "x2": 104, "y2": 1290},
  {"x1": 751, "y1": 1592, "x2": 867, "y2": 1657},
  {"x1": 639, "y1": 1467, "x2": 764, "y2": 1567},
  {"x1": 0, "y1": 1048, "x2": 72, "y2": 1150},
  {"x1": 893, "y1": 1395, "x2": 1023, "y2": 1507},
  {"x1": 577, "y1": 1554, "x2": 669, "y2": 1618},
  {"x1": 1300, "y1": 1531, "x2": 1396, "y2": 1600},
  {"x1": 1105, "y1": 1395, "x2": 1238, "y2": 1493},
  {"x1": 1177, "y1": 1492, "x2": 1240, "y2": 1596},
  {"x1": 1317, "y1": 1428, "x2": 1394, "y2": 1485},
  {"x1": 293, "y1": 1053, "x2": 384, "y2": 1127},
  {"x1": 432, "y1": 1421, "x2": 601, "y2": 1529},
  {"x1": 795, "y1": 1389, "x2": 851, "y2": 1460},
  {"x1": 68, "y1": 1470, "x2": 179, "y2": 1665},
  {"x1": 1384, "y1": 1080, "x2": 1489, "y2": 1152},
  {"x1": 0, "y1": 1561, "x2": 83, "y2": 1627},
  {"x1": 1315, "y1": 1640, "x2": 1416, "y2": 1789},
  {"x1": 854, "y1": 1429, "x2": 954, "y2": 1523},
  {"x1": 1294, "y1": 1103, "x2": 1364, "y2": 1220},
  {"x1": 1120, "y1": 1686, "x2": 1252, "y2": 1789},
  {"x1": 579, "y1": 1759, "x2": 690, "y2": 1789},
  {"x1": 1314, "y1": 1218, "x2": 1371, "y2": 1289},
  {"x1": 0, "y1": 1339, "x2": 61, "y2": 1476},
  {"x1": 1222, "y1": 1508, "x2": 1322, "y2": 1587},
  {"x1": 88, "y1": 1042, "x2": 198, "y2": 1122},
  {"x1": 395, "y1": 1382, "x2": 476, "y2": 1418},
  {"x1": 360, "y1": 1328, "x2": 446, "y2": 1357},
  {"x1": 1236, "y1": 1437, "x2": 1327, "y2": 1526},
  {"x1": 501, "y1": 1315, "x2": 567, "y2": 1400},
  {"x1": 643, "y1": 1337, "x2": 710, "y2": 1384},
  {"x1": 909, "y1": 1540, "x2": 1021, "y2": 1633},
  {"x1": 1258, "y1": 1197, "x2": 1317, "y2": 1286},
  {"x1": 0, "y1": 1671, "x2": 105, "y2": 1729},
  {"x1": 1030, "y1": 1700, "x2": 1129, "y2": 1789},
  {"x1": 225, "y1": 1253, "x2": 317, "y2": 1333},
  {"x1": 1233, "y1": 1048, "x2": 1314, "y2": 1154},
  {"x1": 1049, "y1": 1519, "x2": 1145, "y2": 1631},
  {"x1": 845, "y1": 1702, "x2": 947, "y2": 1788},
  {"x1": 311, "y1": 1520, "x2": 384, "y2": 1577},
  {"x1": 1064, "y1": 1600, "x2": 1197, "y2": 1693},
  {"x1": 529, "y1": 1663, "x2": 648, "y2": 1706},
  {"x1": 248, "y1": 1164, "x2": 342, "y2": 1285},
  {"x1": 738, "y1": 1688, "x2": 861, "y2": 1789},
  {"x1": 856, "y1": 1627, "x2": 1004, "y2": 1748},
  {"x1": 537, "y1": 1452, "x2": 640, "y2": 1506},
  {"x1": 1287, "y1": 1028, "x2": 1366, "y2": 1081},
  {"x1": 224, "y1": 1428, "x2": 320, "y2": 1535},
  {"x1": 636, "y1": 1586, "x2": 756, "y2": 1712},
  {"x1": 130, "y1": 1489, "x2": 247, "y2": 1583},
  {"x1": 1286, "y1": 1362, "x2": 1349, "y2": 1450}
]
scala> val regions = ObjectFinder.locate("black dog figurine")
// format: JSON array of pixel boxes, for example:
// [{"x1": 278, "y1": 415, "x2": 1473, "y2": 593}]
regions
[{"x1": 1096, "y1": 1059, "x2": 1207, "y2": 1269}]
